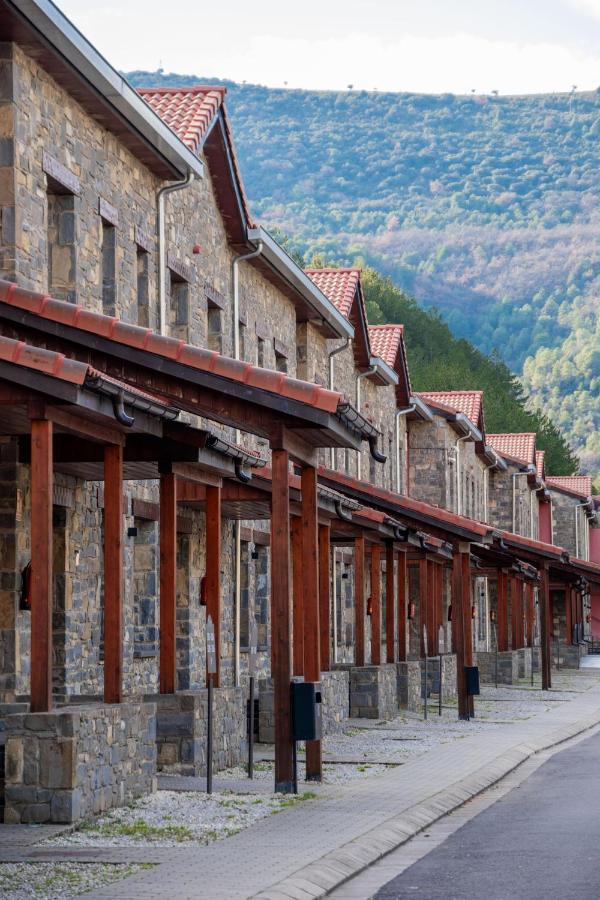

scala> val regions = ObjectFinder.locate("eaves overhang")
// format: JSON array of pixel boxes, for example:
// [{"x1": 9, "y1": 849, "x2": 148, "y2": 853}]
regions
[
  {"x1": 2, "y1": 0, "x2": 204, "y2": 180},
  {"x1": 246, "y1": 227, "x2": 354, "y2": 340}
]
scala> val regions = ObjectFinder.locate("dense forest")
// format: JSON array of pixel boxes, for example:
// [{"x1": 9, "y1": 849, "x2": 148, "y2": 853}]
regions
[{"x1": 128, "y1": 70, "x2": 599, "y2": 478}]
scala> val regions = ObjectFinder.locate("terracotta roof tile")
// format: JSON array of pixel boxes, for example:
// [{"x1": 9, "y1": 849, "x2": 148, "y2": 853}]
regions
[
  {"x1": 417, "y1": 391, "x2": 483, "y2": 429},
  {"x1": 546, "y1": 476, "x2": 593, "y2": 498},
  {"x1": 367, "y1": 325, "x2": 403, "y2": 367},
  {"x1": 138, "y1": 87, "x2": 226, "y2": 155},
  {"x1": 0, "y1": 334, "x2": 88, "y2": 385},
  {"x1": 305, "y1": 269, "x2": 361, "y2": 320},
  {"x1": 535, "y1": 450, "x2": 545, "y2": 478},
  {"x1": 0, "y1": 280, "x2": 342, "y2": 416},
  {"x1": 487, "y1": 433, "x2": 536, "y2": 466}
]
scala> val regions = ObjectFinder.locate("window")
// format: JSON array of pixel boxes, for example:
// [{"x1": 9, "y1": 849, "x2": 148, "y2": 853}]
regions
[
  {"x1": 254, "y1": 544, "x2": 269, "y2": 648},
  {"x1": 239, "y1": 540, "x2": 250, "y2": 648},
  {"x1": 207, "y1": 306, "x2": 223, "y2": 353},
  {"x1": 133, "y1": 518, "x2": 158, "y2": 658},
  {"x1": 100, "y1": 220, "x2": 117, "y2": 315},
  {"x1": 239, "y1": 320, "x2": 247, "y2": 361},
  {"x1": 257, "y1": 337, "x2": 266, "y2": 368},
  {"x1": 47, "y1": 191, "x2": 77, "y2": 303},
  {"x1": 169, "y1": 270, "x2": 189, "y2": 340},
  {"x1": 275, "y1": 350, "x2": 288, "y2": 373},
  {"x1": 136, "y1": 247, "x2": 150, "y2": 327}
]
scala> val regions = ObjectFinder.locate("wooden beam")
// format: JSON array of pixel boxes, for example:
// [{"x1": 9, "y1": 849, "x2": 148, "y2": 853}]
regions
[
  {"x1": 159, "y1": 471, "x2": 177, "y2": 694},
  {"x1": 171, "y1": 462, "x2": 223, "y2": 487},
  {"x1": 30, "y1": 419, "x2": 53, "y2": 713},
  {"x1": 103, "y1": 444, "x2": 124, "y2": 704},
  {"x1": 540, "y1": 561, "x2": 552, "y2": 690},
  {"x1": 302, "y1": 465, "x2": 322, "y2": 782},
  {"x1": 47, "y1": 405, "x2": 125, "y2": 446},
  {"x1": 497, "y1": 570, "x2": 509, "y2": 652},
  {"x1": 355, "y1": 535, "x2": 366, "y2": 666},
  {"x1": 291, "y1": 515, "x2": 304, "y2": 677},
  {"x1": 319, "y1": 523, "x2": 331, "y2": 672},
  {"x1": 370, "y1": 544, "x2": 381, "y2": 665},
  {"x1": 397, "y1": 551, "x2": 407, "y2": 662},
  {"x1": 385, "y1": 542, "x2": 395, "y2": 664},
  {"x1": 452, "y1": 544, "x2": 472, "y2": 720},
  {"x1": 269, "y1": 423, "x2": 318, "y2": 468},
  {"x1": 271, "y1": 448, "x2": 293, "y2": 793},
  {"x1": 206, "y1": 485, "x2": 222, "y2": 687}
]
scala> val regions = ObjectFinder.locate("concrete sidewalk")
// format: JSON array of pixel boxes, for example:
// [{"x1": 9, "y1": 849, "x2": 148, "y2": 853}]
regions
[{"x1": 5, "y1": 676, "x2": 600, "y2": 900}]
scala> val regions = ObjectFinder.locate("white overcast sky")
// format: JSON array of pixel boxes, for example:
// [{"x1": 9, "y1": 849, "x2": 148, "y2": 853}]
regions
[{"x1": 59, "y1": 0, "x2": 600, "y2": 94}]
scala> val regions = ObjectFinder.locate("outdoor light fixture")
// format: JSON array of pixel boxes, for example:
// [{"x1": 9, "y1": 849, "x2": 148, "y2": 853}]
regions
[
  {"x1": 408, "y1": 602, "x2": 416, "y2": 620},
  {"x1": 490, "y1": 609, "x2": 497, "y2": 623},
  {"x1": 367, "y1": 596, "x2": 373, "y2": 616}
]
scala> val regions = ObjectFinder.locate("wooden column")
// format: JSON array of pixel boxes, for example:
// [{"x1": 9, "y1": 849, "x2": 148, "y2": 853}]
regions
[
  {"x1": 302, "y1": 465, "x2": 321, "y2": 781},
  {"x1": 370, "y1": 544, "x2": 381, "y2": 665},
  {"x1": 540, "y1": 562, "x2": 552, "y2": 690},
  {"x1": 354, "y1": 535, "x2": 366, "y2": 666},
  {"x1": 385, "y1": 542, "x2": 395, "y2": 663},
  {"x1": 452, "y1": 544, "x2": 473, "y2": 720},
  {"x1": 397, "y1": 551, "x2": 407, "y2": 662},
  {"x1": 318, "y1": 523, "x2": 331, "y2": 672},
  {"x1": 271, "y1": 448, "x2": 293, "y2": 792},
  {"x1": 419, "y1": 557, "x2": 428, "y2": 656},
  {"x1": 426, "y1": 559, "x2": 436, "y2": 655},
  {"x1": 291, "y1": 515, "x2": 304, "y2": 677},
  {"x1": 526, "y1": 582, "x2": 535, "y2": 647},
  {"x1": 566, "y1": 587, "x2": 574, "y2": 644},
  {"x1": 30, "y1": 419, "x2": 53, "y2": 713},
  {"x1": 159, "y1": 471, "x2": 177, "y2": 694},
  {"x1": 497, "y1": 570, "x2": 509, "y2": 651},
  {"x1": 510, "y1": 576, "x2": 520, "y2": 650},
  {"x1": 206, "y1": 485, "x2": 222, "y2": 687}
]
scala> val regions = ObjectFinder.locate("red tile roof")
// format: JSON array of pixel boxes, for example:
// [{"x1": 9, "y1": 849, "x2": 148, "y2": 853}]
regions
[
  {"x1": 535, "y1": 450, "x2": 545, "y2": 479},
  {"x1": 138, "y1": 87, "x2": 226, "y2": 155},
  {"x1": 417, "y1": 391, "x2": 483, "y2": 430},
  {"x1": 546, "y1": 476, "x2": 593, "y2": 498},
  {"x1": 305, "y1": 269, "x2": 361, "y2": 320},
  {"x1": 367, "y1": 325, "x2": 403, "y2": 367},
  {"x1": 0, "y1": 280, "x2": 342, "y2": 415},
  {"x1": 138, "y1": 86, "x2": 254, "y2": 229},
  {"x1": 0, "y1": 334, "x2": 89, "y2": 385},
  {"x1": 487, "y1": 433, "x2": 536, "y2": 466}
]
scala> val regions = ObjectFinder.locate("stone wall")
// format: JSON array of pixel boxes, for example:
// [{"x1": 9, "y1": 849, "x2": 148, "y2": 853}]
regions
[
  {"x1": 347, "y1": 664, "x2": 397, "y2": 720},
  {"x1": 3, "y1": 701, "x2": 156, "y2": 824},
  {"x1": 155, "y1": 688, "x2": 245, "y2": 776},
  {"x1": 518, "y1": 647, "x2": 532, "y2": 679},
  {"x1": 488, "y1": 461, "x2": 537, "y2": 538},
  {"x1": 477, "y1": 649, "x2": 519, "y2": 684},
  {"x1": 396, "y1": 660, "x2": 421, "y2": 712},
  {"x1": 549, "y1": 489, "x2": 583, "y2": 558},
  {"x1": 321, "y1": 669, "x2": 350, "y2": 734}
]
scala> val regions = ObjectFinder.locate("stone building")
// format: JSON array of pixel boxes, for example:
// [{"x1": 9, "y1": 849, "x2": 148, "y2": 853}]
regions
[{"x1": 486, "y1": 433, "x2": 544, "y2": 539}]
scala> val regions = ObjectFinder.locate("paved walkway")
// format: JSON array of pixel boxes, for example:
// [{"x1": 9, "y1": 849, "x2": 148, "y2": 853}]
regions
[{"x1": 4, "y1": 674, "x2": 600, "y2": 899}]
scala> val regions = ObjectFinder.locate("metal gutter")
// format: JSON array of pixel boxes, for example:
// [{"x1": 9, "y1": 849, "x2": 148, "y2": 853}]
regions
[
  {"x1": 247, "y1": 226, "x2": 354, "y2": 340},
  {"x1": 8, "y1": 0, "x2": 204, "y2": 179},
  {"x1": 84, "y1": 373, "x2": 180, "y2": 421},
  {"x1": 409, "y1": 395, "x2": 434, "y2": 422},
  {"x1": 369, "y1": 355, "x2": 399, "y2": 386}
]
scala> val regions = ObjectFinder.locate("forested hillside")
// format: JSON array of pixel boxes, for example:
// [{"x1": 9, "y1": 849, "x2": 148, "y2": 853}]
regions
[{"x1": 128, "y1": 70, "x2": 599, "y2": 476}]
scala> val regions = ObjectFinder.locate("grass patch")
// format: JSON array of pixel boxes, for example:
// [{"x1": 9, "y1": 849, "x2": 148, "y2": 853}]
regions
[{"x1": 82, "y1": 819, "x2": 194, "y2": 843}]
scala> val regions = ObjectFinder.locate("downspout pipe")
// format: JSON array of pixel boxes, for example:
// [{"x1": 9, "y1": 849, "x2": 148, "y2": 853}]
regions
[
  {"x1": 157, "y1": 170, "x2": 195, "y2": 336},
  {"x1": 231, "y1": 241, "x2": 263, "y2": 687},
  {"x1": 394, "y1": 404, "x2": 416, "y2": 494},
  {"x1": 328, "y1": 338, "x2": 351, "y2": 467},
  {"x1": 356, "y1": 366, "x2": 377, "y2": 481}
]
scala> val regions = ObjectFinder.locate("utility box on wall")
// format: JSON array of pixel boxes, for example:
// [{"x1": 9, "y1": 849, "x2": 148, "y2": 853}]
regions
[
  {"x1": 465, "y1": 665, "x2": 480, "y2": 696},
  {"x1": 291, "y1": 681, "x2": 323, "y2": 741}
]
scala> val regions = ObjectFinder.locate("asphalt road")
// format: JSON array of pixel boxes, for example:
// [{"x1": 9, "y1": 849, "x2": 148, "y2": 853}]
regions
[{"x1": 375, "y1": 730, "x2": 600, "y2": 900}]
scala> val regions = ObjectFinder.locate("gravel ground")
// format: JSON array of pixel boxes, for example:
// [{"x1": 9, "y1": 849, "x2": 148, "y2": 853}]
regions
[
  {"x1": 220, "y1": 759, "x2": 394, "y2": 784},
  {"x1": 44, "y1": 789, "x2": 316, "y2": 849},
  {"x1": 0, "y1": 862, "x2": 151, "y2": 899}
]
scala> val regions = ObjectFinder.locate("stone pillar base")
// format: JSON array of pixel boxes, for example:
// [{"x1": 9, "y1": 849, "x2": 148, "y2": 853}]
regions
[
  {"x1": 476, "y1": 650, "x2": 519, "y2": 684},
  {"x1": 396, "y1": 660, "x2": 421, "y2": 712},
  {"x1": 344, "y1": 664, "x2": 397, "y2": 720},
  {"x1": 554, "y1": 643, "x2": 586, "y2": 669},
  {"x1": 3, "y1": 701, "x2": 156, "y2": 824},
  {"x1": 518, "y1": 647, "x2": 532, "y2": 679},
  {"x1": 154, "y1": 688, "x2": 245, "y2": 776},
  {"x1": 531, "y1": 646, "x2": 541, "y2": 672},
  {"x1": 257, "y1": 671, "x2": 350, "y2": 742}
]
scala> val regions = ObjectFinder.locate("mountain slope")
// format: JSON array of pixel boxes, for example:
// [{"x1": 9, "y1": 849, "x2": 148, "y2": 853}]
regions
[{"x1": 127, "y1": 70, "x2": 599, "y2": 475}]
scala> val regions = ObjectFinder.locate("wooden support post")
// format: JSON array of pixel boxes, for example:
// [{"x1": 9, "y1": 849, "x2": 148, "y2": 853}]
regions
[
  {"x1": 271, "y1": 448, "x2": 293, "y2": 793},
  {"x1": 291, "y1": 515, "x2": 304, "y2": 677},
  {"x1": 370, "y1": 544, "x2": 381, "y2": 665},
  {"x1": 159, "y1": 471, "x2": 177, "y2": 694},
  {"x1": 318, "y1": 523, "x2": 331, "y2": 672},
  {"x1": 426, "y1": 559, "x2": 436, "y2": 656},
  {"x1": 355, "y1": 535, "x2": 365, "y2": 666},
  {"x1": 526, "y1": 582, "x2": 535, "y2": 647},
  {"x1": 497, "y1": 570, "x2": 509, "y2": 652},
  {"x1": 30, "y1": 419, "x2": 53, "y2": 713},
  {"x1": 510, "y1": 576, "x2": 520, "y2": 650},
  {"x1": 540, "y1": 562, "x2": 552, "y2": 690},
  {"x1": 385, "y1": 542, "x2": 395, "y2": 664},
  {"x1": 419, "y1": 557, "x2": 428, "y2": 656},
  {"x1": 397, "y1": 551, "x2": 407, "y2": 662},
  {"x1": 566, "y1": 587, "x2": 574, "y2": 644},
  {"x1": 103, "y1": 444, "x2": 124, "y2": 704},
  {"x1": 206, "y1": 485, "x2": 221, "y2": 688},
  {"x1": 452, "y1": 544, "x2": 472, "y2": 720},
  {"x1": 302, "y1": 466, "x2": 321, "y2": 781}
]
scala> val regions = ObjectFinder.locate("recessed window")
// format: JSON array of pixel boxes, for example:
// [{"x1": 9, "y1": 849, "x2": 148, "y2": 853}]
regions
[
  {"x1": 169, "y1": 269, "x2": 190, "y2": 340},
  {"x1": 100, "y1": 220, "x2": 117, "y2": 315},
  {"x1": 47, "y1": 190, "x2": 77, "y2": 303},
  {"x1": 207, "y1": 306, "x2": 223, "y2": 353},
  {"x1": 275, "y1": 350, "x2": 288, "y2": 373},
  {"x1": 257, "y1": 337, "x2": 266, "y2": 368},
  {"x1": 136, "y1": 247, "x2": 150, "y2": 327}
]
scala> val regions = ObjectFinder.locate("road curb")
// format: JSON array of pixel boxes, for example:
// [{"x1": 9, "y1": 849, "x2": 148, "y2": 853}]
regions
[{"x1": 254, "y1": 709, "x2": 600, "y2": 899}]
